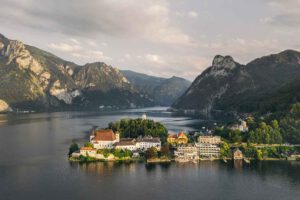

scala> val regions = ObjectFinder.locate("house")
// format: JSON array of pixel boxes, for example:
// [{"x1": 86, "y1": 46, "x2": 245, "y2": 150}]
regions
[
  {"x1": 80, "y1": 147, "x2": 97, "y2": 157},
  {"x1": 233, "y1": 148, "x2": 243, "y2": 160},
  {"x1": 177, "y1": 132, "x2": 188, "y2": 144},
  {"x1": 167, "y1": 132, "x2": 188, "y2": 144},
  {"x1": 136, "y1": 135, "x2": 161, "y2": 150},
  {"x1": 115, "y1": 138, "x2": 137, "y2": 151},
  {"x1": 198, "y1": 136, "x2": 221, "y2": 145},
  {"x1": 229, "y1": 120, "x2": 248, "y2": 132},
  {"x1": 167, "y1": 134, "x2": 177, "y2": 144},
  {"x1": 195, "y1": 143, "x2": 220, "y2": 158},
  {"x1": 90, "y1": 129, "x2": 119, "y2": 149}
]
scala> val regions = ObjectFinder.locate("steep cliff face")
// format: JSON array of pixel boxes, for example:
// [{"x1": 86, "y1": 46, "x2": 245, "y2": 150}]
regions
[
  {"x1": 76, "y1": 62, "x2": 131, "y2": 91},
  {"x1": 172, "y1": 50, "x2": 300, "y2": 114},
  {"x1": 0, "y1": 34, "x2": 153, "y2": 111}
]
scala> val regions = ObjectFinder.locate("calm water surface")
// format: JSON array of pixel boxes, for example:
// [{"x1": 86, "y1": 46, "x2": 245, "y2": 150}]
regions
[{"x1": 0, "y1": 107, "x2": 299, "y2": 200}]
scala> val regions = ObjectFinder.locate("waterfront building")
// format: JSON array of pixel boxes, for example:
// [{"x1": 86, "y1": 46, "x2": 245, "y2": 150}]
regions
[
  {"x1": 233, "y1": 148, "x2": 243, "y2": 160},
  {"x1": 90, "y1": 129, "x2": 119, "y2": 149},
  {"x1": 80, "y1": 147, "x2": 97, "y2": 157},
  {"x1": 167, "y1": 132, "x2": 188, "y2": 144},
  {"x1": 136, "y1": 135, "x2": 161, "y2": 150},
  {"x1": 198, "y1": 136, "x2": 221, "y2": 145},
  {"x1": 115, "y1": 138, "x2": 137, "y2": 151},
  {"x1": 174, "y1": 144, "x2": 199, "y2": 162},
  {"x1": 195, "y1": 143, "x2": 220, "y2": 158}
]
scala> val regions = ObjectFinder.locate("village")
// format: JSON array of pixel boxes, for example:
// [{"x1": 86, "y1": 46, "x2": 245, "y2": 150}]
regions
[{"x1": 69, "y1": 114, "x2": 298, "y2": 163}]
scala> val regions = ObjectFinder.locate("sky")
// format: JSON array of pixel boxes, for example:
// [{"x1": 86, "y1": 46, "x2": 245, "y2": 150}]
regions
[{"x1": 1, "y1": 0, "x2": 300, "y2": 81}]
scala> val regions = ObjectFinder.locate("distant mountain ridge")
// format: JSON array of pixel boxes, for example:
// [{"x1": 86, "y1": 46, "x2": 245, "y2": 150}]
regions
[
  {"x1": 0, "y1": 33, "x2": 155, "y2": 111},
  {"x1": 172, "y1": 50, "x2": 300, "y2": 115},
  {"x1": 122, "y1": 70, "x2": 191, "y2": 106}
]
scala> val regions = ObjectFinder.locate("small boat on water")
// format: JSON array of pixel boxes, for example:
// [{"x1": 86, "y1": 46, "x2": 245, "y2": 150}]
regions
[
  {"x1": 222, "y1": 158, "x2": 228, "y2": 163},
  {"x1": 243, "y1": 158, "x2": 250, "y2": 164}
]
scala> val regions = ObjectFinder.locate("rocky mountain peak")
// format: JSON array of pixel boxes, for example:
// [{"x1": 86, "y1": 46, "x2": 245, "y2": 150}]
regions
[{"x1": 212, "y1": 55, "x2": 236, "y2": 70}]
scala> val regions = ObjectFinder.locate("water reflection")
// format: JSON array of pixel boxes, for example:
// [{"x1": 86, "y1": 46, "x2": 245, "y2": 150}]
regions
[{"x1": 1, "y1": 109, "x2": 300, "y2": 200}]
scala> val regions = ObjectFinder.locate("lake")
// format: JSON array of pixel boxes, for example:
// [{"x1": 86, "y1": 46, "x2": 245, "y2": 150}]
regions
[{"x1": 0, "y1": 107, "x2": 299, "y2": 200}]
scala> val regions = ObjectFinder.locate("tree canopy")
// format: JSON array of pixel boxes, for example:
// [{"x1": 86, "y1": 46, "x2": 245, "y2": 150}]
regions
[{"x1": 108, "y1": 118, "x2": 168, "y2": 142}]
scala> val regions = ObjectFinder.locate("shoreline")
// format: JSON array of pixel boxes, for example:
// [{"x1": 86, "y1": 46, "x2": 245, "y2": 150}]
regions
[{"x1": 69, "y1": 156, "x2": 294, "y2": 164}]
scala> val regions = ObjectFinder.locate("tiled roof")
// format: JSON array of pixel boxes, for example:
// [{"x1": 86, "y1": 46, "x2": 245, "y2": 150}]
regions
[
  {"x1": 80, "y1": 147, "x2": 96, "y2": 151},
  {"x1": 178, "y1": 132, "x2": 187, "y2": 138},
  {"x1": 168, "y1": 134, "x2": 177, "y2": 138},
  {"x1": 137, "y1": 136, "x2": 161, "y2": 143},
  {"x1": 115, "y1": 138, "x2": 136, "y2": 146},
  {"x1": 92, "y1": 129, "x2": 116, "y2": 141}
]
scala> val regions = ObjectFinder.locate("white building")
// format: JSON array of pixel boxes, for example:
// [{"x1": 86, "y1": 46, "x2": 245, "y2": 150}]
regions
[
  {"x1": 80, "y1": 147, "x2": 97, "y2": 157},
  {"x1": 90, "y1": 129, "x2": 119, "y2": 149},
  {"x1": 174, "y1": 145, "x2": 199, "y2": 162},
  {"x1": 142, "y1": 113, "x2": 147, "y2": 120},
  {"x1": 230, "y1": 120, "x2": 248, "y2": 132},
  {"x1": 195, "y1": 143, "x2": 220, "y2": 158},
  {"x1": 198, "y1": 136, "x2": 221, "y2": 144},
  {"x1": 136, "y1": 135, "x2": 161, "y2": 151},
  {"x1": 115, "y1": 138, "x2": 137, "y2": 151}
]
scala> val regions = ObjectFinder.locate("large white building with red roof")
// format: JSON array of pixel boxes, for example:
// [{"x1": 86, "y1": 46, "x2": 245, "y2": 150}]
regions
[{"x1": 90, "y1": 129, "x2": 120, "y2": 149}]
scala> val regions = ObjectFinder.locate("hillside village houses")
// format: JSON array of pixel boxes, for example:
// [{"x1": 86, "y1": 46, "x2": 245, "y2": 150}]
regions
[{"x1": 229, "y1": 120, "x2": 248, "y2": 132}]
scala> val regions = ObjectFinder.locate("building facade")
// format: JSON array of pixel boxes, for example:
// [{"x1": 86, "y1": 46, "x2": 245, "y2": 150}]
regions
[
  {"x1": 80, "y1": 147, "x2": 97, "y2": 157},
  {"x1": 174, "y1": 145, "x2": 199, "y2": 161},
  {"x1": 90, "y1": 129, "x2": 119, "y2": 149},
  {"x1": 233, "y1": 148, "x2": 243, "y2": 160},
  {"x1": 136, "y1": 135, "x2": 161, "y2": 150},
  {"x1": 167, "y1": 132, "x2": 188, "y2": 144},
  {"x1": 198, "y1": 136, "x2": 221, "y2": 144},
  {"x1": 115, "y1": 138, "x2": 137, "y2": 151},
  {"x1": 195, "y1": 143, "x2": 220, "y2": 158}
]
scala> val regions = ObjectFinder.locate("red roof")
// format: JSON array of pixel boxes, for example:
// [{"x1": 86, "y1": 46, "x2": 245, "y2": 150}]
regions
[
  {"x1": 80, "y1": 147, "x2": 96, "y2": 151},
  {"x1": 92, "y1": 129, "x2": 116, "y2": 141},
  {"x1": 178, "y1": 132, "x2": 186, "y2": 137},
  {"x1": 168, "y1": 134, "x2": 177, "y2": 138}
]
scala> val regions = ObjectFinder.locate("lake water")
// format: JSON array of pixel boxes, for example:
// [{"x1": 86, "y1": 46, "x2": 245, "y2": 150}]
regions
[{"x1": 0, "y1": 107, "x2": 299, "y2": 200}]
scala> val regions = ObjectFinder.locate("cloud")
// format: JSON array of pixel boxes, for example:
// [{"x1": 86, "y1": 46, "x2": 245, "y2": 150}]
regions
[
  {"x1": 72, "y1": 51, "x2": 112, "y2": 62},
  {"x1": 188, "y1": 11, "x2": 198, "y2": 18},
  {"x1": 202, "y1": 37, "x2": 281, "y2": 63},
  {"x1": 145, "y1": 54, "x2": 167, "y2": 65},
  {"x1": 49, "y1": 42, "x2": 81, "y2": 52},
  {"x1": 49, "y1": 39, "x2": 111, "y2": 62},
  {"x1": 175, "y1": 10, "x2": 198, "y2": 18},
  {"x1": 261, "y1": 0, "x2": 300, "y2": 27},
  {"x1": 0, "y1": 0, "x2": 192, "y2": 45}
]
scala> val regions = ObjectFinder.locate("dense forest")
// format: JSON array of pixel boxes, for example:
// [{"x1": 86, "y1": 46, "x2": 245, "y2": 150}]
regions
[
  {"x1": 215, "y1": 103, "x2": 300, "y2": 144},
  {"x1": 108, "y1": 118, "x2": 168, "y2": 142}
]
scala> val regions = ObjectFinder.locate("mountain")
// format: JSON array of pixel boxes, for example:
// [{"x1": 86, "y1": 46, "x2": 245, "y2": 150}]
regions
[
  {"x1": 251, "y1": 77, "x2": 300, "y2": 113},
  {"x1": 0, "y1": 33, "x2": 153, "y2": 111},
  {"x1": 172, "y1": 50, "x2": 300, "y2": 114},
  {"x1": 122, "y1": 70, "x2": 191, "y2": 106}
]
